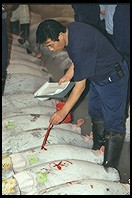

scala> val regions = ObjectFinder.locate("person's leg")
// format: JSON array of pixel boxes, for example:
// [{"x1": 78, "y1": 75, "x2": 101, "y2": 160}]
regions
[
  {"x1": 94, "y1": 60, "x2": 129, "y2": 168},
  {"x1": 89, "y1": 83, "x2": 105, "y2": 150},
  {"x1": 18, "y1": 5, "x2": 30, "y2": 45},
  {"x1": 10, "y1": 20, "x2": 20, "y2": 35},
  {"x1": 18, "y1": 24, "x2": 30, "y2": 45},
  {"x1": 10, "y1": 8, "x2": 20, "y2": 35}
]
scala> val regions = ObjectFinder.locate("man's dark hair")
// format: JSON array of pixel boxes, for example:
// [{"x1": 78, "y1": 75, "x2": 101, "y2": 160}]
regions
[{"x1": 36, "y1": 19, "x2": 66, "y2": 44}]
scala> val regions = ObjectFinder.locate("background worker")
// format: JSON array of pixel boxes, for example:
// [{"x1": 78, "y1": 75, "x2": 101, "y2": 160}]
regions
[
  {"x1": 36, "y1": 19, "x2": 129, "y2": 170},
  {"x1": 71, "y1": 3, "x2": 103, "y2": 31},
  {"x1": 99, "y1": 4, "x2": 117, "y2": 44},
  {"x1": 113, "y1": 4, "x2": 130, "y2": 67},
  {"x1": 100, "y1": 3, "x2": 130, "y2": 118},
  {"x1": 10, "y1": 4, "x2": 31, "y2": 46},
  {"x1": 113, "y1": 3, "x2": 130, "y2": 119}
]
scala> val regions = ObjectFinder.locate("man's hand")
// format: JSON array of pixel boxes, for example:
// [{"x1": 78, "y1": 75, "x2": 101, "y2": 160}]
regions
[
  {"x1": 49, "y1": 109, "x2": 67, "y2": 125},
  {"x1": 58, "y1": 75, "x2": 71, "y2": 85},
  {"x1": 58, "y1": 63, "x2": 74, "y2": 85}
]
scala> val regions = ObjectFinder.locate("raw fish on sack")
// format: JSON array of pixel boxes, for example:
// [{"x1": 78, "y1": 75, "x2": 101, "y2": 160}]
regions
[
  {"x1": 38, "y1": 178, "x2": 130, "y2": 195},
  {"x1": 13, "y1": 159, "x2": 120, "y2": 195},
  {"x1": 2, "y1": 176, "x2": 20, "y2": 195},
  {"x1": 2, "y1": 127, "x2": 93, "y2": 154},
  {"x1": 4, "y1": 73, "x2": 49, "y2": 95},
  {"x1": 2, "y1": 144, "x2": 103, "y2": 174}
]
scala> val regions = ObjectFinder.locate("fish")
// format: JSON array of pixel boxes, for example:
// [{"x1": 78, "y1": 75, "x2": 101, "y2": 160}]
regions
[
  {"x1": 12, "y1": 159, "x2": 120, "y2": 195},
  {"x1": 10, "y1": 49, "x2": 37, "y2": 62},
  {"x1": 39, "y1": 178, "x2": 130, "y2": 195},
  {"x1": 2, "y1": 114, "x2": 51, "y2": 133},
  {"x1": 2, "y1": 105, "x2": 55, "y2": 119},
  {"x1": 9, "y1": 59, "x2": 47, "y2": 71},
  {"x1": 4, "y1": 73, "x2": 49, "y2": 95},
  {"x1": 2, "y1": 126, "x2": 93, "y2": 155},
  {"x1": 3, "y1": 144, "x2": 103, "y2": 173},
  {"x1": 2, "y1": 93, "x2": 57, "y2": 109},
  {"x1": 7, "y1": 63, "x2": 50, "y2": 78}
]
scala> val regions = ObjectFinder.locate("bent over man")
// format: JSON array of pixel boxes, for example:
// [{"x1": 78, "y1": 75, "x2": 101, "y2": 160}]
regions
[{"x1": 36, "y1": 19, "x2": 129, "y2": 169}]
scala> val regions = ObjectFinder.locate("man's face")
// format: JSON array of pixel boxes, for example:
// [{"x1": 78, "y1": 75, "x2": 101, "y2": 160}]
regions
[{"x1": 44, "y1": 33, "x2": 65, "y2": 52}]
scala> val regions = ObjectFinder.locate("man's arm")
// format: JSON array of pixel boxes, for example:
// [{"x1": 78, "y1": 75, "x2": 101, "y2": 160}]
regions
[
  {"x1": 49, "y1": 79, "x2": 86, "y2": 125},
  {"x1": 62, "y1": 79, "x2": 86, "y2": 114}
]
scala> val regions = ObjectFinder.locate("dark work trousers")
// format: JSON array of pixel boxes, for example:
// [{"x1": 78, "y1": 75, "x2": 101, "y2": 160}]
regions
[
  {"x1": 88, "y1": 60, "x2": 129, "y2": 133},
  {"x1": 2, "y1": 18, "x2": 8, "y2": 95}
]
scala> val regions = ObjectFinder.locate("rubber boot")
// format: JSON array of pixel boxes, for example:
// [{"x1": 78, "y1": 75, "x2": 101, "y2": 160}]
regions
[
  {"x1": 18, "y1": 23, "x2": 30, "y2": 45},
  {"x1": 92, "y1": 119, "x2": 105, "y2": 150},
  {"x1": 10, "y1": 21, "x2": 20, "y2": 35},
  {"x1": 103, "y1": 131, "x2": 125, "y2": 169}
]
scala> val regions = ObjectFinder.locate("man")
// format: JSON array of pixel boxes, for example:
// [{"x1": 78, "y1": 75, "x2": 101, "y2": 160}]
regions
[
  {"x1": 100, "y1": 4, "x2": 117, "y2": 44},
  {"x1": 113, "y1": 4, "x2": 130, "y2": 67},
  {"x1": 36, "y1": 19, "x2": 129, "y2": 169}
]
